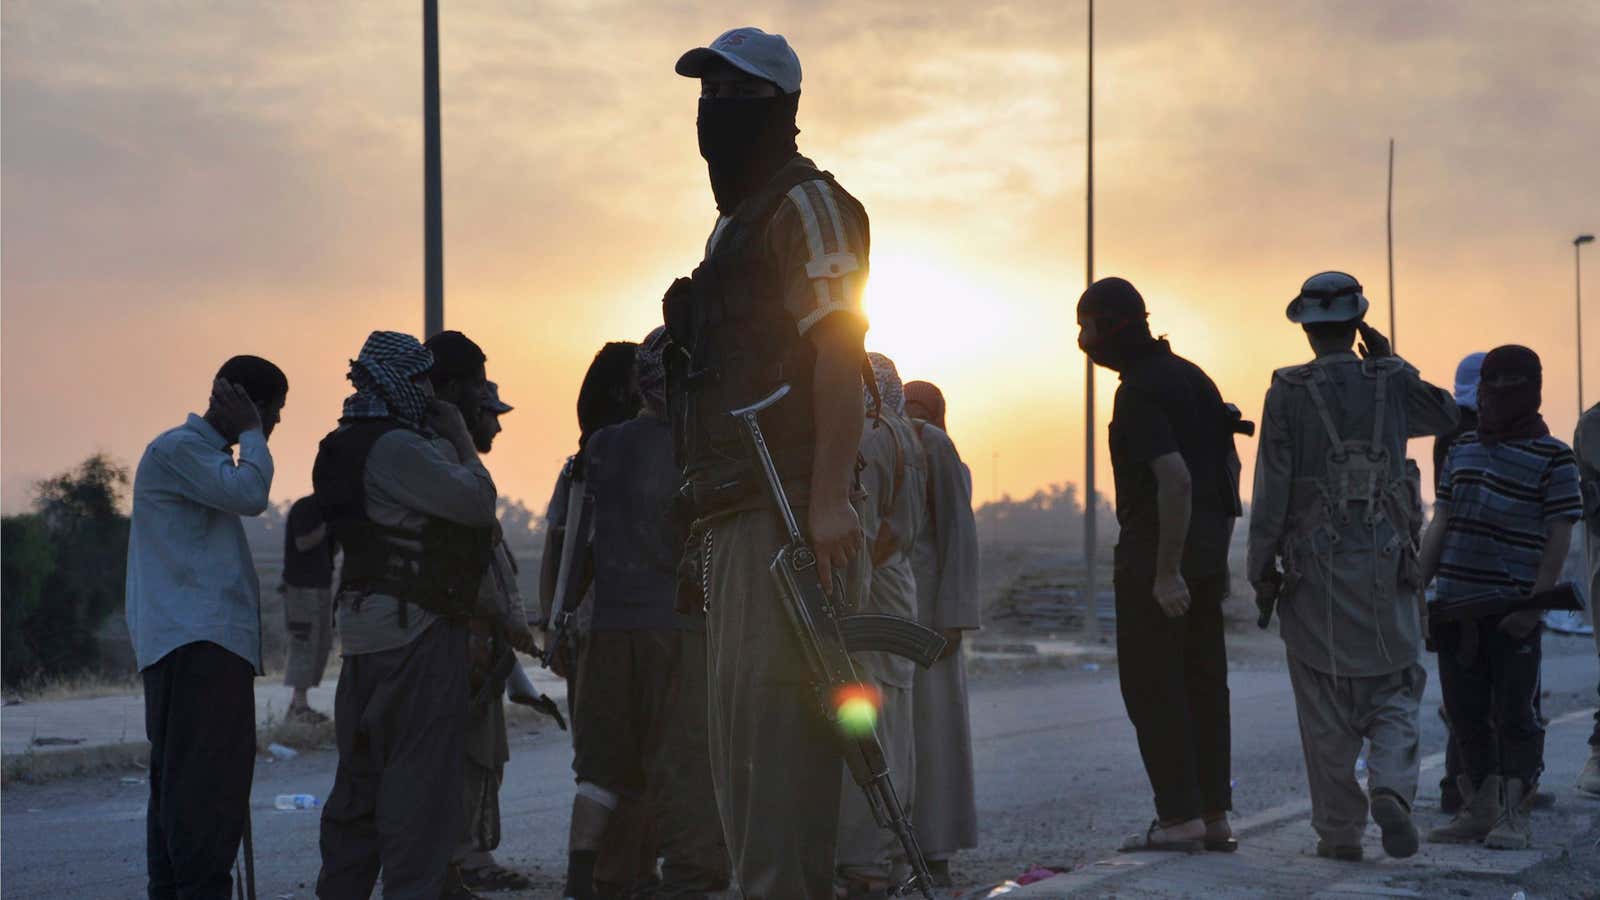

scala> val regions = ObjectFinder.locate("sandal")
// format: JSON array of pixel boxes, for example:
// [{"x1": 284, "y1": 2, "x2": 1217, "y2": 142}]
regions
[
  {"x1": 287, "y1": 705, "x2": 330, "y2": 725},
  {"x1": 1117, "y1": 819, "x2": 1205, "y2": 853},
  {"x1": 1203, "y1": 815, "x2": 1238, "y2": 852},
  {"x1": 460, "y1": 863, "x2": 535, "y2": 892}
]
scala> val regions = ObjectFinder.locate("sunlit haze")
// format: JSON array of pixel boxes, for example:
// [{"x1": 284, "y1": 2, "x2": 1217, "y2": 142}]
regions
[{"x1": 4, "y1": 1, "x2": 1597, "y2": 516}]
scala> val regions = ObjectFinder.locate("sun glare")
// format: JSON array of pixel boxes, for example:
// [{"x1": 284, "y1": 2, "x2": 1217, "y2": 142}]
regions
[{"x1": 862, "y1": 252, "x2": 1013, "y2": 379}]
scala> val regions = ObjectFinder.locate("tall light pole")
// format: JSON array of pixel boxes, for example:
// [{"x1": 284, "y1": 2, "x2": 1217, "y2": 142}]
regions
[
  {"x1": 1082, "y1": 0, "x2": 1100, "y2": 643},
  {"x1": 1577, "y1": 233, "x2": 1594, "y2": 417},
  {"x1": 1386, "y1": 139, "x2": 1396, "y2": 347},
  {"x1": 423, "y1": 0, "x2": 444, "y2": 338}
]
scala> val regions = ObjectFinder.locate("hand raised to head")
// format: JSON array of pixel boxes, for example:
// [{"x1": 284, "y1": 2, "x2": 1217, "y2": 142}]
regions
[
  {"x1": 211, "y1": 378, "x2": 262, "y2": 439},
  {"x1": 1357, "y1": 322, "x2": 1393, "y2": 359}
]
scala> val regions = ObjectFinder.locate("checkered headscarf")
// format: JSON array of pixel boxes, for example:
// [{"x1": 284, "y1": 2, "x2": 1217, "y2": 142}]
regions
[
  {"x1": 863, "y1": 352, "x2": 905, "y2": 416},
  {"x1": 342, "y1": 331, "x2": 435, "y2": 428},
  {"x1": 635, "y1": 326, "x2": 669, "y2": 414}
]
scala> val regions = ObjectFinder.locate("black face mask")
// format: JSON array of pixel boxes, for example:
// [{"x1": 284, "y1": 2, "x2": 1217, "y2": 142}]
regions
[
  {"x1": 697, "y1": 93, "x2": 800, "y2": 214},
  {"x1": 1078, "y1": 317, "x2": 1156, "y2": 372}
]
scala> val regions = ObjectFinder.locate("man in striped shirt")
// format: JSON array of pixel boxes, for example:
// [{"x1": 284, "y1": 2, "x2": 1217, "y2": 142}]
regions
[{"x1": 1421, "y1": 345, "x2": 1582, "y2": 850}]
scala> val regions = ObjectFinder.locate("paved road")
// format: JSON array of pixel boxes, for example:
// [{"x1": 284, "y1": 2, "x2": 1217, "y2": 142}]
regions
[{"x1": 3, "y1": 631, "x2": 1597, "y2": 898}]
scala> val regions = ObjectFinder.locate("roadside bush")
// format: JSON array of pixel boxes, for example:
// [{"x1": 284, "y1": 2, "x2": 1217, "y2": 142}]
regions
[{"x1": 1, "y1": 454, "x2": 131, "y2": 688}]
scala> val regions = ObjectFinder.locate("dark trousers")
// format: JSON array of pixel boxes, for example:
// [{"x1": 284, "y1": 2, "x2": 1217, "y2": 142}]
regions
[
  {"x1": 1592, "y1": 672, "x2": 1600, "y2": 748},
  {"x1": 650, "y1": 629, "x2": 732, "y2": 896},
  {"x1": 1435, "y1": 618, "x2": 1545, "y2": 784},
  {"x1": 143, "y1": 641, "x2": 257, "y2": 900},
  {"x1": 1113, "y1": 570, "x2": 1232, "y2": 822},
  {"x1": 317, "y1": 620, "x2": 468, "y2": 900}
]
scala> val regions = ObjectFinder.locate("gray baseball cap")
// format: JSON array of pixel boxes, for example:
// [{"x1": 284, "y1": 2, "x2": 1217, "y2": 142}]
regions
[
  {"x1": 1287, "y1": 271, "x2": 1370, "y2": 324},
  {"x1": 482, "y1": 381, "x2": 513, "y2": 414},
  {"x1": 676, "y1": 27, "x2": 802, "y2": 95}
]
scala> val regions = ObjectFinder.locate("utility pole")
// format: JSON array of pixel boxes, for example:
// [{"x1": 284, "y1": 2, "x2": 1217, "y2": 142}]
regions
[
  {"x1": 1386, "y1": 139, "x2": 1396, "y2": 348},
  {"x1": 1577, "y1": 234, "x2": 1595, "y2": 416},
  {"x1": 1082, "y1": 0, "x2": 1101, "y2": 643},
  {"x1": 423, "y1": 0, "x2": 444, "y2": 337}
]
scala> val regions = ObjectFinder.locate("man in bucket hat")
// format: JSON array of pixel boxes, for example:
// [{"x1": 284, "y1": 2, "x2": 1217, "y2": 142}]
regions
[{"x1": 1248, "y1": 273, "x2": 1457, "y2": 862}]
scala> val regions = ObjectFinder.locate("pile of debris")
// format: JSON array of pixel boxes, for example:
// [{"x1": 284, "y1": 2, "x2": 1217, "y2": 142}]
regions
[{"x1": 984, "y1": 554, "x2": 1115, "y2": 638}]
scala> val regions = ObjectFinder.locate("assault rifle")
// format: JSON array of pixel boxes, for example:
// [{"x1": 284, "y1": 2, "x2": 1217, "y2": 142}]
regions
[
  {"x1": 1429, "y1": 583, "x2": 1583, "y2": 624},
  {"x1": 731, "y1": 385, "x2": 947, "y2": 900},
  {"x1": 540, "y1": 456, "x2": 592, "y2": 671}
]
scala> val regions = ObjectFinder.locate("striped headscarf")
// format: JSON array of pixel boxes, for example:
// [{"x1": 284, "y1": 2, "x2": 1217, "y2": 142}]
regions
[
  {"x1": 863, "y1": 352, "x2": 905, "y2": 416},
  {"x1": 342, "y1": 331, "x2": 435, "y2": 428}
]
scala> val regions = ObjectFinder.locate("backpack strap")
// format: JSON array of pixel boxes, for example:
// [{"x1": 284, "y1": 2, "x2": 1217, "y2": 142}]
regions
[
  {"x1": 1370, "y1": 363, "x2": 1389, "y2": 448},
  {"x1": 1302, "y1": 375, "x2": 1347, "y2": 449},
  {"x1": 870, "y1": 418, "x2": 909, "y2": 566}
]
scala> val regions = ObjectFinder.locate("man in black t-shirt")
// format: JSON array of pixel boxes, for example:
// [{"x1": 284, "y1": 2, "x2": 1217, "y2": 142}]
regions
[
  {"x1": 1078, "y1": 277, "x2": 1245, "y2": 853},
  {"x1": 282, "y1": 494, "x2": 336, "y2": 722}
]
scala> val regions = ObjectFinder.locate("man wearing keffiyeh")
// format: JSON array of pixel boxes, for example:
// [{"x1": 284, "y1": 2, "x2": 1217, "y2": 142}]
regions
[
  {"x1": 341, "y1": 330, "x2": 437, "y2": 426},
  {"x1": 314, "y1": 330, "x2": 499, "y2": 900}
]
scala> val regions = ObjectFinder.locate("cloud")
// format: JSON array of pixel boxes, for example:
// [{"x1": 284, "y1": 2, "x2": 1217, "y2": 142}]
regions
[{"x1": 3, "y1": 0, "x2": 1598, "y2": 513}]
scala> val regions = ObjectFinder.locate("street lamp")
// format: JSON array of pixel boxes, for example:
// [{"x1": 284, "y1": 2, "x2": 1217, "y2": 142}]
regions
[
  {"x1": 1578, "y1": 234, "x2": 1595, "y2": 417},
  {"x1": 424, "y1": 0, "x2": 444, "y2": 338}
]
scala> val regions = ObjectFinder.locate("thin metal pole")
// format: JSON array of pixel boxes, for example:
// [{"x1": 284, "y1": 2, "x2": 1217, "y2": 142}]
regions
[
  {"x1": 1083, "y1": 0, "x2": 1100, "y2": 644},
  {"x1": 991, "y1": 450, "x2": 999, "y2": 543},
  {"x1": 1579, "y1": 242, "x2": 1586, "y2": 416},
  {"x1": 1386, "y1": 139, "x2": 1396, "y2": 347},
  {"x1": 423, "y1": 0, "x2": 444, "y2": 337}
]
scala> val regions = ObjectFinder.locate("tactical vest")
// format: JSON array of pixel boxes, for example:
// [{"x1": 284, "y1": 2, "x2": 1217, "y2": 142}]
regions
[
  {"x1": 1276, "y1": 359, "x2": 1425, "y2": 616},
  {"x1": 311, "y1": 420, "x2": 492, "y2": 622},
  {"x1": 664, "y1": 158, "x2": 866, "y2": 515}
]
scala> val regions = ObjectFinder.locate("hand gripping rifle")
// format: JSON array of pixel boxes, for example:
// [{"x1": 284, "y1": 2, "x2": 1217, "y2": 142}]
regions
[
  {"x1": 1428, "y1": 582, "x2": 1582, "y2": 624},
  {"x1": 731, "y1": 385, "x2": 947, "y2": 900}
]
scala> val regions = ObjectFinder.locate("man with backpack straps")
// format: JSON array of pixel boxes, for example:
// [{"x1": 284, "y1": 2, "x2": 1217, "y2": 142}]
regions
[
  {"x1": 1248, "y1": 272, "x2": 1458, "y2": 863},
  {"x1": 312, "y1": 331, "x2": 497, "y2": 900}
]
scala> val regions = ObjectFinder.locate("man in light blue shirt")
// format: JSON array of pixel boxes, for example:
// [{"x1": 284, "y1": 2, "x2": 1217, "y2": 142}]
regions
[{"x1": 127, "y1": 355, "x2": 285, "y2": 900}]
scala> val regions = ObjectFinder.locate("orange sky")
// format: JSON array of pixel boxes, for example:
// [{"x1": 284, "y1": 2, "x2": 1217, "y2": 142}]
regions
[{"x1": 4, "y1": 1, "x2": 1598, "y2": 517}]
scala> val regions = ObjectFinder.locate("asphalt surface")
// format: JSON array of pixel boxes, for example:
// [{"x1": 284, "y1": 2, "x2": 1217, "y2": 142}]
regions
[{"x1": 3, "y1": 629, "x2": 1597, "y2": 899}]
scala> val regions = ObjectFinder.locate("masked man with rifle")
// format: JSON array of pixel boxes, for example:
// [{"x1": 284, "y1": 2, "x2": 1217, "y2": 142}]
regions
[
  {"x1": 313, "y1": 331, "x2": 497, "y2": 900},
  {"x1": 1248, "y1": 273, "x2": 1457, "y2": 864},
  {"x1": 1419, "y1": 345, "x2": 1582, "y2": 850},
  {"x1": 665, "y1": 28, "x2": 941, "y2": 897}
]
